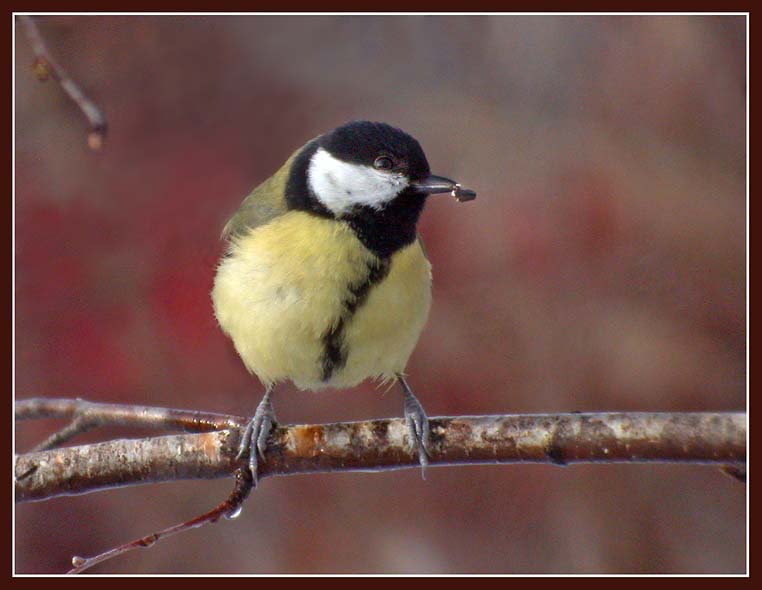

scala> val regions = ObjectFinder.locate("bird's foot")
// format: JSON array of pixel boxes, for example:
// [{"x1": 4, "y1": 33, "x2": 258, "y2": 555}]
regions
[
  {"x1": 399, "y1": 376, "x2": 431, "y2": 479},
  {"x1": 236, "y1": 387, "x2": 276, "y2": 482}
]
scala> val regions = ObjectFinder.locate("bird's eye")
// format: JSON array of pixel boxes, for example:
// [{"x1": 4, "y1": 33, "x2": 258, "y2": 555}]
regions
[{"x1": 373, "y1": 156, "x2": 394, "y2": 171}]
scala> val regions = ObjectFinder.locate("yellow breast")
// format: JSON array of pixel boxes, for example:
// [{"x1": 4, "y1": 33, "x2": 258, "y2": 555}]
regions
[{"x1": 212, "y1": 211, "x2": 432, "y2": 390}]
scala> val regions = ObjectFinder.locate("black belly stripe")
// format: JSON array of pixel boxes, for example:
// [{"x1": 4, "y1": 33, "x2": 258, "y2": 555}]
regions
[{"x1": 321, "y1": 257, "x2": 391, "y2": 381}]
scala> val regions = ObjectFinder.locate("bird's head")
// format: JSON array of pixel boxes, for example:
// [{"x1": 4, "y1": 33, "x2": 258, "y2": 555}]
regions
[{"x1": 285, "y1": 121, "x2": 475, "y2": 257}]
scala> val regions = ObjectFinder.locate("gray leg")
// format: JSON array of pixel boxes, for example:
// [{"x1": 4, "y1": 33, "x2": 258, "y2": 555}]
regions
[
  {"x1": 398, "y1": 374, "x2": 430, "y2": 478},
  {"x1": 236, "y1": 385, "x2": 276, "y2": 482}
]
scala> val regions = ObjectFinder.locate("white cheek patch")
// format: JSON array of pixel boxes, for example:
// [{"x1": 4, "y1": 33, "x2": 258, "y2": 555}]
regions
[{"x1": 307, "y1": 147, "x2": 408, "y2": 216}]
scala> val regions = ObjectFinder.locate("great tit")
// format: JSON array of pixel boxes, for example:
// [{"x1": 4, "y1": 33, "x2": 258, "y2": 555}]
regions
[{"x1": 212, "y1": 120, "x2": 475, "y2": 478}]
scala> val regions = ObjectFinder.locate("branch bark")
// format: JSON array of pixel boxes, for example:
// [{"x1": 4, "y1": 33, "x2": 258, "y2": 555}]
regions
[{"x1": 14, "y1": 399, "x2": 746, "y2": 503}]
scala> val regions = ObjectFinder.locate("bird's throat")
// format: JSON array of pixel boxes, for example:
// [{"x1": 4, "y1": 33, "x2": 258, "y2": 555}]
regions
[{"x1": 341, "y1": 189, "x2": 427, "y2": 259}]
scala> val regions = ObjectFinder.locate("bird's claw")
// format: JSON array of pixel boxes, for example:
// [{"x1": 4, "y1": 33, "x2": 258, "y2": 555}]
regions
[
  {"x1": 401, "y1": 378, "x2": 431, "y2": 479},
  {"x1": 237, "y1": 389, "x2": 276, "y2": 482}
]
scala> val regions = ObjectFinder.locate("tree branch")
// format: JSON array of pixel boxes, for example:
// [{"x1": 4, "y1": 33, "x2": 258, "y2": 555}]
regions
[
  {"x1": 18, "y1": 15, "x2": 107, "y2": 149},
  {"x1": 14, "y1": 399, "x2": 746, "y2": 504}
]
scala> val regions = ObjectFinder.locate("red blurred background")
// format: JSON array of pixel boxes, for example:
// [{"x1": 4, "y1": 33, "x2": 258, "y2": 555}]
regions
[{"x1": 14, "y1": 15, "x2": 746, "y2": 573}]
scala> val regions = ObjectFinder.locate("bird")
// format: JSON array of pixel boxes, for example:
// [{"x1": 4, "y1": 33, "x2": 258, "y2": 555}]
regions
[{"x1": 212, "y1": 120, "x2": 475, "y2": 480}]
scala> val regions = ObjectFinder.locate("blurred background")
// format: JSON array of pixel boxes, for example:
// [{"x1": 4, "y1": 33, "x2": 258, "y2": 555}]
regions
[{"x1": 14, "y1": 15, "x2": 746, "y2": 574}]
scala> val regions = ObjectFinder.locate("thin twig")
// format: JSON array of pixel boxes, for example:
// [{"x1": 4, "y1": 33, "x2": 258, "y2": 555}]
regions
[
  {"x1": 30, "y1": 414, "x2": 96, "y2": 452},
  {"x1": 721, "y1": 464, "x2": 747, "y2": 483},
  {"x1": 16, "y1": 397, "x2": 245, "y2": 452},
  {"x1": 18, "y1": 15, "x2": 107, "y2": 149},
  {"x1": 67, "y1": 467, "x2": 254, "y2": 574}
]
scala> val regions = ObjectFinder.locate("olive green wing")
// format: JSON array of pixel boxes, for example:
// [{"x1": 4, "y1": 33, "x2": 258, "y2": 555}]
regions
[
  {"x1": 416, "y1": 233, "x2": 430, "y2": 262},
  {"x1": 221, "y1": 149, "x2": 301, "y2": 242}
]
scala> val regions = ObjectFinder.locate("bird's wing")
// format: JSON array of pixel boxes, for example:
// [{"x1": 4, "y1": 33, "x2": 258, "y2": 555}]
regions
[
  {"x1": 416, "y1": 233, "x2": 430, "y2": 262},
  {"x1": 221, "y1": 149, "x2": 300, "y2": 242}
]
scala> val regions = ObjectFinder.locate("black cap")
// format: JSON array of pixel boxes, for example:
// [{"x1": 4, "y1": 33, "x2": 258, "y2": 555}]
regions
[{"x1": 319, "y1": 121, "x2": 432, "y2": 181}]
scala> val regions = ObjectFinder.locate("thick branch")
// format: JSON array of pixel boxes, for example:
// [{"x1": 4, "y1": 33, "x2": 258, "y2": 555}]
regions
[{"x1": 15, "y1": 406, "x2": 746, "y2": 503}]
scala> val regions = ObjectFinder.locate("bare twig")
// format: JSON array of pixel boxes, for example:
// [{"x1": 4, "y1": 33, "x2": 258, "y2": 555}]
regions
[
  {"x1": 721, "y1": 464, "x2": 747, "y2": 483},
  {"x1": 17, "y1": 15, "x2": 107, "y2": 149},
  {"x1": 15, "y1": 400, "x2": 747, "y2": 504},
  {"x1": 16, "y1": 397, "x2": 245, "y2": 452},
  {"x1": 67, "y1": 467, "x2": 254, "y2": 574}
]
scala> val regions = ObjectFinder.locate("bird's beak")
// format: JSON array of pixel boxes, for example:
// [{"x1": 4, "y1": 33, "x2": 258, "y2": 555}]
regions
[
  {"x1": 411, "y1": 174, "x2": 458, "y2": 195},
  {"x1": 410, "y1": 174, "x2": 477, "y2": 202}
]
